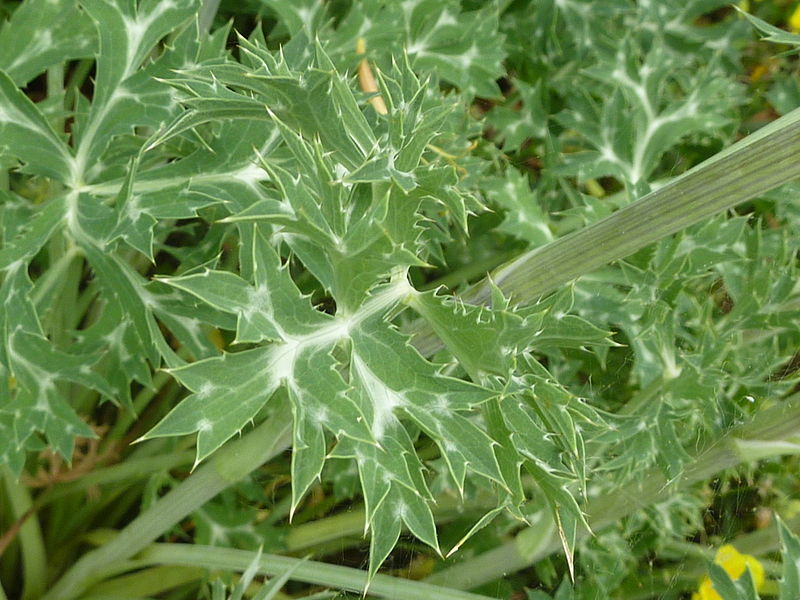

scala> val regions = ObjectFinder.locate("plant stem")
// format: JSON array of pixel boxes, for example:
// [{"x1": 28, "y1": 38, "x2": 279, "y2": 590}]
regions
[
  {"x1": 1, "y1": 467, "x2": 46, "y2": 600},
  {"x1": 43, "y1": 399, "x2": 292, "y2": 600},
  {"x1": 39, "y1": 449, "x2": 195, "y2": 505},
  {"x1": 424, "y1": 394, "x2": 800, "y2": 589},
  {"x1": 0, "y1": 446, "x2": 194, "y2": 568},
  {"x1": 285, "y1": 492, "x2": 497, "y2": 553},
  {"x1": 284, "y1": 508, "x2": 367, "y2": 553},
  {"x1": 31, "y1": 244, "x2": 82, "y2": 309},
  {"x1": 419, "y1": 248, "x2": 518, "y2": 292},
  {"x1": 103, "y1": 369, "x2": 178, "y2": 446},
  {"x1": 412, "y1": 107, "x2": 800, "y2": 356},
  {"x1": 138, "y1": 544, "x2": 498, "y2": 600},
  {"x1": 81, "y1": 565, "x2": 207, "y2": 599},
  {"x1": 64, "y1": 59, "x2": 94, "y2": 115},
  {"x1": 478, "y1": 108, "x2": 800, "y2": 304},
  {"x1": 70, "y1": 278, "x2": 100, "y2": 330},
  {"x1": 47, "y1": 63, "x2": 65, "y2": 133}
]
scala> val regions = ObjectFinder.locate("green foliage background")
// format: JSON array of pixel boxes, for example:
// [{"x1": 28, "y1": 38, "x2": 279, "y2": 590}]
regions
[{"x1": 0, "y1": 0, "x2": 799, "y2": 599}]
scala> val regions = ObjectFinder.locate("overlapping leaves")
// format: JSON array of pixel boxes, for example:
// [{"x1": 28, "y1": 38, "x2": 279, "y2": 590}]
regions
[
  {"x1": 0, "y1": 0, "x2": 255, "y2": 469},
  {"x1": 127, "y1": 29, "x2": 616, "y2": 574},
  {"x1": 262, "y1": 0, "x2": 507, "y2": 99},
  {"x1": 489, "y1": 0, "x2": 747, "y2": 211},
  {"x1": 3, "y1": 0, "x2": 796, "y2": 593},
  {"x1": 0, "y1": 0, "x2": 544, "y2": 575}
]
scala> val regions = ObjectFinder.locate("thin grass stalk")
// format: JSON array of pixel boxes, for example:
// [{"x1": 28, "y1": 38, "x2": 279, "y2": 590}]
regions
[
  {"x1": 43, "y1": 400, "x2": 292, "y2": 600},
  {"x1": 412, "y1": 108, "x2": 800, "y2": 355},
  {"x1": 136, "y1": 544, "x2": 498, "y2": 600}
]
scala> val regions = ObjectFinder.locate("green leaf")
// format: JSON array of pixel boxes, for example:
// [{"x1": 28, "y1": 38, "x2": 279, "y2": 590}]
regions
[
  {"x1": 142, "y1": 347, "x2": 283, "y2": 466},
  {"x1": 72, "y1": 297, "x2": 154, "y2": 412},
  {"x1": 80, "y1": 243, "x2": 161, "y2": 365},
  {"x1": 486, "y1": 80, "x2": 548, "y2": 152},
  {"x1": 163, "y1": 229, "x2": 332, "y2": 343},
  {"x1": 0, "y1": 0, "x2": 97, "y2": 86},
  {"x1": 0, "y1": 70, "x2": 74, "y2": 181},
  {"x1": 482, "y1": 171, "x2": 553, "y2": 247},
  {"x1": 737, "y1": 7, "x2": 800, "y2": 49},
  {"x1": 251, "y1": 555, "x2": 306, "y2": 600},
  {"x1": 366, "y1": 497, "x2": 402, "y2": 583},
  {"x1": 286, "y1": 343, "x2": 371, "y2": 512},
  {"x1": 0, "y1": 196, "x2": 66, "y2": 271},
  {"x1": 708, "y1": 561, "x2": 760, "y2": 600},
  {"x1": 408, "y1": 287, "x2": 538, "y2": 377},
  {"x1": 778, "y1": 518, "x2": 800, "y2": 600},
  {"x1": 4, "y1": 326, "x2": 111, "y2": 462},
  {"x1": 73, "y1": 0, "x2": 200, "y2": 181},
  {"x1": 161, "y1": 269, "x2": 288, "y2": 343},
  {"x1": 351, "y1": 313, "x2": 504, "y2": 491}
]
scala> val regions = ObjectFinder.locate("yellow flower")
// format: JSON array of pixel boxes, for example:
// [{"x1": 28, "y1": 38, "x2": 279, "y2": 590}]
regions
[
  {"x1": 691, "y1": 544, "x2": 765, "y2": 600},
  {"x1": 790, "y1": 3, "x2": 800, "y2": 32}
]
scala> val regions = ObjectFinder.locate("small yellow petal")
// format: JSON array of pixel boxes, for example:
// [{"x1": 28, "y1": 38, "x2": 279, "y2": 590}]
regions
[
  {"x1": 696, "y1": 576, "x2": 722, "y2": 600},
  {"x1": 694, "y1": 544, "x2": 767, "y2": 599},
  {"x1": 715, "y1": 544, "x2": 765, "y2": 590},
  {"x1": 790, "y1": 3, "x2": 800, "y2": 32},
  {"x1": 742, "y1": 554, "x2": 765, "y2": 589}
]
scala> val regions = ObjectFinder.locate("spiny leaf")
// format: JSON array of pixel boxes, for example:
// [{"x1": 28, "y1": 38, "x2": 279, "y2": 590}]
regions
[
  {"x1": 0, "y1": 0, "x2": 96, "y2": 86},
  {"x1": 0, "y1": 70, "x2": 73, "y2": 181},
  {"x1": 778, "y1": 517, "x2": 800, "y2": 600}
]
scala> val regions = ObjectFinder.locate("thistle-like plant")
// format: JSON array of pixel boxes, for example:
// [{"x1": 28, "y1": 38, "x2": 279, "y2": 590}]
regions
[{"x1": 1, "y1": 1, "x2": 800, "y2": 600}]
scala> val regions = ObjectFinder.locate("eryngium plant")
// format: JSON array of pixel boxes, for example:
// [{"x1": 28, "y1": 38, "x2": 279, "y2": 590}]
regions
[{"x1": 1, "y1": 1, "x2": 799, "y2": 599}]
